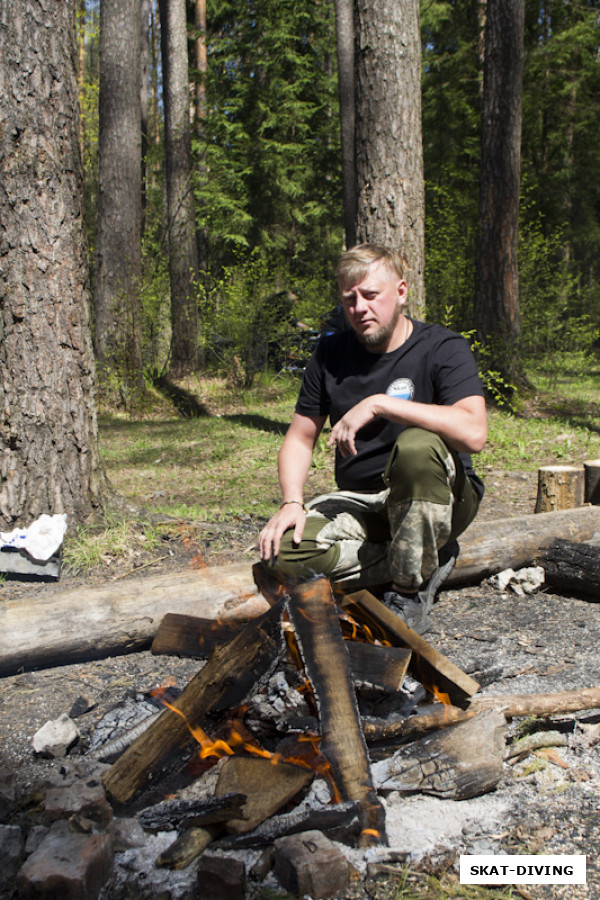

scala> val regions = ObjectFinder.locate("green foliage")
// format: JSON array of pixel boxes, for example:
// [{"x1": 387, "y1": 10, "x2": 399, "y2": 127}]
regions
[
  {"x1": 78, "y1": 0, "x2": 100, "y2": 261},
  {"x1": 522, "y1": 0, "x2": 600, "y2": 318},
  {"x1": 424, "y1": 179, "x2": 477, "y2": 327},
  {"x1": 197, "y1": 0, "x2": 343, "y2": 280}
]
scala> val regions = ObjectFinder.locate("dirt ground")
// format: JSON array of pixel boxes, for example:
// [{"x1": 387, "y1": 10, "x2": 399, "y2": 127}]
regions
[{"x1": 1, "y1": 470, "x2": 600, "y2": 899}]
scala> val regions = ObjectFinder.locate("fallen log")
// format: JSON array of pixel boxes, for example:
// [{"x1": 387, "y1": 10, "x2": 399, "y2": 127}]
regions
[
  {"x1": 446, "y1": 504, "x2": 600, "y2": 586},
  {"x1": 536, "y1": 538, "x2": 600, "y2": 600},
  {"x1": 2, "y1": 506, "x2": 600, "y2": 676},
  {"x1": 0, "y1": 563, "x2": 268, "y2": 677}
]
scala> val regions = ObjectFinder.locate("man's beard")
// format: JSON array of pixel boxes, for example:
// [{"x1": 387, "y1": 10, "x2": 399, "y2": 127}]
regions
[{"x1": 355, "y1": 303, "x2": 401, "y2": 349}]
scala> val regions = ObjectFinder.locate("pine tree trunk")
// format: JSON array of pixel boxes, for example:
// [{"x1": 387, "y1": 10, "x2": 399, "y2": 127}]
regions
[
  {"x1": 474, "y1": 0, "x2": 524, "y2": 381},
  {"x1": 159, "y1": 0, "x2": 202, "y2": 376},
  {"x1": 0, "y1": 0, "x2": 109, "y2": 527},
  {"x1": 354, "y1": 0, "x2": 425, "y2": 317},
  {"x1": 334, "y1": 0, "x2": 357, "y2": 249},
  {"x1": 95, "y1": 0, "x2": 143, "y2": 398}
]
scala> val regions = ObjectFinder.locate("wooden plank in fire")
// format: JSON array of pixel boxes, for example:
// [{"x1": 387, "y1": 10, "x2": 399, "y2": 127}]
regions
[
  {"x1": 285, "y1": 577, "x2": 387, "y2": 847},
  {"x1": 340, "y1": 590, "x2": 479, "y2": 707},
  {"x1": 151, "y1": 610, "x2": 412, "y2": 694},
  {"x1": 151, "y1": 613, "x2": 248, "y2": 658},
  {"x1": 102, "y1": 599, "x2": 287, "y2": 805}
]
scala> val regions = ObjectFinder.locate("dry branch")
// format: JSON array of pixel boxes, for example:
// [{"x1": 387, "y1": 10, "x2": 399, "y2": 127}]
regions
[{"x1": 468, "y1": 686, "x2": 600, "y2": 719}]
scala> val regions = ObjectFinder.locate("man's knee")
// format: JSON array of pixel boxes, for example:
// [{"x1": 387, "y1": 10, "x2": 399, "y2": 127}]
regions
[
  {"x1": 267, "y1": 514, "x2": 341, "y2": 579},
  {"x1": 383, "y1": 428, "x2": 455, "y2": 505}
]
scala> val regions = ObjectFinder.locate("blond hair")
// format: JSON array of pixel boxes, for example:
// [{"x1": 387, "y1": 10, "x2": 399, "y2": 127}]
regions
[{"x1": 336, "y1": 243, "x2": 405, "y2": 289}]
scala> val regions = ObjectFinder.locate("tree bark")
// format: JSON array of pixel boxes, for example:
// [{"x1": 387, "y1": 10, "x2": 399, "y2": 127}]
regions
[
  {"x1": 334, "y1": 0, "x2": 357, "y2": 249},
  {"x1": 354, "y1": 0, "x2": 425, "y2": 317},
  {"x1": 95, "y1": 0, "x2": 144, "y2": 397},
  {"x1": 159, "y1": 0, "x2": 202, "y2": 376},
  {"x1": 0, "y1": 0, "x2": 109, "y2": 528},
  {"x1": 474, "y1": 0, "x2": 524, "y2": 381}
]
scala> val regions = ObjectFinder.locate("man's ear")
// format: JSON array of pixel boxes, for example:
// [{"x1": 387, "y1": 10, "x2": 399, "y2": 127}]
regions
[{"x1": 397, "y1": 280, "x2": 409, "y2": 306}]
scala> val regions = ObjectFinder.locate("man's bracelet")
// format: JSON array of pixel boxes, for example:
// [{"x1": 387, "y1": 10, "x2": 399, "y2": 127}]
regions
[{"x1": 280, "y1": 499, "x2": 308, "y2": 513}]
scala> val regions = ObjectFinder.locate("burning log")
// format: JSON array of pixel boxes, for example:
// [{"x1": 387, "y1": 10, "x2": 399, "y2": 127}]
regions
[
  {"x1": 214, "y1": 757, "x2": 314, "y2": 835},
  {"x1": 285, "y1": 578, "x2": 387, "y2": 847},
  {"x1": 340, "y1": 590, "x2": 480, "y2": 707},
  {"x1": 371, "y1": 710, "x2": 506, "y2": 800},
  {"x1": 468, "y1": 686, "x2": 600, "y2": 719},
  {"x1": 102, "y1": 600, "x2": 286, "y2": 804},
  {"x1": 345, "y1": 642, "x2": 411, "y2": 692},
  {"x1": 536, "y1": 538, "x2": 600, "y2": 600},
  {"x1": 138, "y1": 793, "x2": 246, "y2": 833},
  {"x1": 215, "y1": 801, "x2": 360, "y2": 850},
  {"x1": 152, "y1": 610, "x2": 412, "y2": 693}
]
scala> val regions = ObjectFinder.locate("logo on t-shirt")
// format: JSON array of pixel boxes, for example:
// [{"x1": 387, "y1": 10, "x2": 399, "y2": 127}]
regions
[{"x1": 386, "y1": 377, "x2": 414, "y2": 400}]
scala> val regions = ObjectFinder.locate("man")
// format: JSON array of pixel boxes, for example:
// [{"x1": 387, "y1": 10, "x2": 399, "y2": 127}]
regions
[{"x1": 258, "y1": 243, "x2": 487, "y2": 632}]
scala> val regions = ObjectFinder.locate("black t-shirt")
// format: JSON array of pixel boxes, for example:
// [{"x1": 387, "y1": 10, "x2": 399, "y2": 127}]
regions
[{"x1": 296, "y1": 319, "x2": 485, "y2": 496}]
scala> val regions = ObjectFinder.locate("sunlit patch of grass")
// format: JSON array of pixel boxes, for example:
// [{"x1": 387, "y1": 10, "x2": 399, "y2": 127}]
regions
[
  {"x1": 62, "y1": 517, "x2": 163, "y2": 575},
  {"x1": 479, "y1": 407, "x2": 599, "y2": 474},
  {"x1": 72, "y1": 364, "x2": 600, "y2": 576}
]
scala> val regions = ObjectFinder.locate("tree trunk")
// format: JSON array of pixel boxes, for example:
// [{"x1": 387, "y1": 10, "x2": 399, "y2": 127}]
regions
[
  {"x1": 354, "y1": 0, "x2": 425, "y2": 317},
  {"x1": 159, "y1": 0, "x2": 202, "y2": 376},
  {"x1": 95, "y1": 0, "x2": 144, "y2": 398},
  {"x1": 334, "y1": 0, "x2": 357, "y2": 249},
  {"x1": 474, "y1": 0, "x2": 524, "y2": 382},
  {"x1": 0, "y1": 0, "x2": 109, "y2": 528}
]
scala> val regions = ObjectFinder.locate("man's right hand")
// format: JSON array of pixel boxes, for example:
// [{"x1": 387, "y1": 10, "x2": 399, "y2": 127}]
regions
[{"x1": 258, "y1": 502, "x2": 307, "y2": 563}]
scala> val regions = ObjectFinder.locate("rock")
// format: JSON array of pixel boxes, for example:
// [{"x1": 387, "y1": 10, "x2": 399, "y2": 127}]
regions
[
  {"x1": 17, "y1": 820, "x2": 113, "y2": 900},
  {"x1": 196, "y1": 854, "x2": 247, "y2": 900},
  {"x1": 273, "y1": 830, "x2": 350, "y2": 899},
  {"x1": 111, "y1": 817, "x2": 146, "y2": 852},
  {"x1": 32, "y1": 714, "x2": 80, "y2": 758},
  {"x1": 0, "y1": 766, "x2": 17, "y2": 823},
  {"x1": 44, "y1": 778, "x2": 113, "y2": 829},
  {"x1": 0, "y1": 824, "x2": 25, "y2": 888}
]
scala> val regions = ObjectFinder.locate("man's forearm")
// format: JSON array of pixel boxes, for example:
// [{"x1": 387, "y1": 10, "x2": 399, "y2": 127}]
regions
[{"x1": 278, "y1": 437, "x2": 314, "y2": 502}]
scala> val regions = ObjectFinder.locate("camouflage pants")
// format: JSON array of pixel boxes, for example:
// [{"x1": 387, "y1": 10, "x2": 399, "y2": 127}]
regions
[{"x1": 271, "y1": 428, "x2": 480, "y2": 590}]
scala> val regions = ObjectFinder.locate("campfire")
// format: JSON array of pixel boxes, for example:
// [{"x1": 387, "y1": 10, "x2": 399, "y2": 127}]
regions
[
  {"x1": 7, "y1": 500, "x2": 600, "y2": 897},
  {"x1": 80, "y1": 569, "x2": 518, "y2": 893}
]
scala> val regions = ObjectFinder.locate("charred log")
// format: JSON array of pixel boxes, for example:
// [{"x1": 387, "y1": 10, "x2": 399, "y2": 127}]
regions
[
  {"x1": 285, "y1": 578, "x2": 387, "y2": 847},
  {"x1": 537, "y1": 539, "x2": 600, "y2": 600}
]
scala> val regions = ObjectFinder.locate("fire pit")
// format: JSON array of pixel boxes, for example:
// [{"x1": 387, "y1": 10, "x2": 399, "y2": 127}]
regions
[{"x1": 1, "y1": 561, "x2": 600, "y2": 899}]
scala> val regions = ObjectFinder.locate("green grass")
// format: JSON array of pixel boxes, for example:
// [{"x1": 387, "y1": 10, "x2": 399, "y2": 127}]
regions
[{"x1": 63, "y1": 357, "x2": 600, "y2": 574}]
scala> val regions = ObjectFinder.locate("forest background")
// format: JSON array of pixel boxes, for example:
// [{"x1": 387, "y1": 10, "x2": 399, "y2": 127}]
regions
[
  {"x1": 79, "y1": 0, "x2": 600, "y2": 394},
  {"x1": 1, "y1": 0, "x2": 600, "y2": 544}
]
